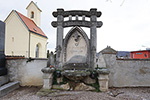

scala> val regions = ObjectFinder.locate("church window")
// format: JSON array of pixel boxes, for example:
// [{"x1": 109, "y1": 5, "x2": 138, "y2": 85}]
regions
[
  {"x1": 35, "y1": 44, "x2": 39, "y2": 58},
  {"x1": 31, "y1": 11, "x2": 34, "y2": 18},
  {"x1": 12, "y1": 37, "x2": 14, "y2": 42}
]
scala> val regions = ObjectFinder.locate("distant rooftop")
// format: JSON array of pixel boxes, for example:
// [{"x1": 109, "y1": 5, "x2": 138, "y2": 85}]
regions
[
  {"x1": 117, "y1": 51, "x2": 131, "y2": 58},
  {"x1": 99, "y1": 46, "x2": 117, "y2": 54}
]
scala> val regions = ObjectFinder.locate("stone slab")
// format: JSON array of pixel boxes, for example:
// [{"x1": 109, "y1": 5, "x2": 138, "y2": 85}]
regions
[
  {"x1": 0, "y1": 81, "x2": 19, "y2": 97},
  {"x1": 66, "y1": 30, "x2": 87, "y2": 63}
]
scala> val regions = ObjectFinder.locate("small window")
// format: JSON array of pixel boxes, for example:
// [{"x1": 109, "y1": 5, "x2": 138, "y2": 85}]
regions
[
  {"x1": 12, "y1": 37, "x2": 14, "y2": 42},
  {"x1": 33, "y1": 28, "x2": 37, "y2": 31},
  {"x1": 31, "y1": 11, "x2": 34, "y2": 18},
  {"x1": 136, "y1": 53, "x2": 142, "y2": 55},
  {"x1": 145, "y1": 54, "x2": 147, "y2": 57},
  {"x1": 35, "y1": 44, "x2": 39, "y2": 58},
  {"x1": 11, "y1": 51, "x2": 14, "y2": 56}
]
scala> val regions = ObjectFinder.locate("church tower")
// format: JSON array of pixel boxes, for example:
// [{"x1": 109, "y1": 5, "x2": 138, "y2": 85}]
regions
[{"x1": 26, "y1": 1, "x2": 42, "y2": 27}]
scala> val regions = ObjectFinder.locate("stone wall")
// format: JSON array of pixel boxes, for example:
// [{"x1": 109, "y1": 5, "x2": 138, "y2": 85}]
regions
[
  {"x1": 6, "y1": 58, "x2": 47, "y2": 86},
  {"x1": 100, "y1": 53, "x2": 150, "y2": 87}
]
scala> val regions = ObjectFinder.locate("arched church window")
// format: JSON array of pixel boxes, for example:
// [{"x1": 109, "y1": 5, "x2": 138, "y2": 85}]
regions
[
  {"x1": 36, "y1": 44, "x2": 39, "y2": 58},
  {"x1": 31, "y1": 11, "x2": 34, "y2": 18}
]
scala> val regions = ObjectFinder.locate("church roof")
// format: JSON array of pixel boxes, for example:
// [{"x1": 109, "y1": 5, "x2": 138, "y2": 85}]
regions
[
  {"x1": 15, "y1": 10, "x2": 47, "y2": 38},
  {"x1": 100, "y1": 46, "x2": 117, "y2": 54}
]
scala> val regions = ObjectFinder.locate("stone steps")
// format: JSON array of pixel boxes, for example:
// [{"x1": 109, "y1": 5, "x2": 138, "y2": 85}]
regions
[{"x1": 0, "y1": 81, "x2": 19, "y2": 97}]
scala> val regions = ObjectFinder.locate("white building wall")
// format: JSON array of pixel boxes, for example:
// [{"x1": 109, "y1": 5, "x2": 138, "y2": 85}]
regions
[
  {"x1": 30, "y1": 32, "x2": 47, "y2": 58},
  {"x1": 5, "y1": 11, "x2": 29, "y2": 57}
]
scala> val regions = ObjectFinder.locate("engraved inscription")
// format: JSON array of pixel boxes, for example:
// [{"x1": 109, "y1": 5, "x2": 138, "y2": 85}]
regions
[{"x1": 66, "y1": 31, "x2": 87, "y2": 62}]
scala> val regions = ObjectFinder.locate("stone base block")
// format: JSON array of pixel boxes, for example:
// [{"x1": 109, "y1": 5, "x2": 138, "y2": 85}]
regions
[
  {"x1": 57, "y1": 77, "x2": 63, "y2": 84},
  {"x1": 83, "y1": 76, "x2": 96, "y2": 84},
  {"x1": 98, "y1": 74, "x2": 109, "y2": 92},
  {"x1": 43, "y1": 73, "x2": 53, "y2": 89}
]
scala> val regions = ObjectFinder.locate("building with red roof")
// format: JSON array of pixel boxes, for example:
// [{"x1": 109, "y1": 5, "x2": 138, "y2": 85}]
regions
[{"x1": 4, "y1": 1, "x2": 48, "y2": 58}]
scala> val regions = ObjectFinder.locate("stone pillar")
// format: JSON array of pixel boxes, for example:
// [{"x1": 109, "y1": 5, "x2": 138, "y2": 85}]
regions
[
  {"x1": 41, "y1": 68, "x2": 55, "y2": 89},
  {"x1": 98, "y1": 74, "x2": 109, "y2": 92},
  {"x1": 90, "y1": 9, "x2": 97, "y2": 68},
  {"x1": 56, "y1": 9, "x2": 64, "y2": 68}
]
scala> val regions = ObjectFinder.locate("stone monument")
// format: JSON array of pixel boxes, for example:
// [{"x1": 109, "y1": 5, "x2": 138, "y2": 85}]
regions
[
  {"x1": 0, "y1": 21, "x2": 8, "y2": 87},
  {"x1": 41, "y1": 9, "x2": 109, "y2": 92},
  {"x1": 51, "y1": 8, "x2": 102, "y2": 69},
  {"x1": 0, "y1": 20, "x2": 7, "y2": 76}
]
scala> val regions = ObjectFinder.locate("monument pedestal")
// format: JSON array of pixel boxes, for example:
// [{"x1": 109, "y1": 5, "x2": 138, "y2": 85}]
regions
[
  {"x1": 97, "y1": 68, "x2": 109, "y2": 92},
  {"x1": 43, "y1": 73, "x2": 53, "y2": 89},
  {"x1": 98, "y1": 74, "x2": 109, "y2": 92},
  {"x1": 41, "y1": 68, "x2": 55, "y2": 89}
]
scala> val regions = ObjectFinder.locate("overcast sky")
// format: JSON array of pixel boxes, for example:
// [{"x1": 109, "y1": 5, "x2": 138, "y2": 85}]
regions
[{"x1": 0, "y1": 0, "x2": 150, "y2": 52}]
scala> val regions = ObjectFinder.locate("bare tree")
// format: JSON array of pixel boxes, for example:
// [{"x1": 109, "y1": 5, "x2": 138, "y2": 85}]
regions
[
  {"x1": 120, "y1": 0, "x2": 126, "y2": 6},
  {"x1": 106, "y1": 0, "x2": 126, "y2": 6}
]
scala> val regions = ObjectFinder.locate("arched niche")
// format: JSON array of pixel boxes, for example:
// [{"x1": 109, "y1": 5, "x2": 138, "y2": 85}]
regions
[
  {"x1": 35, "y1": 43, "x2": 42, "y2": 58},
  {"x1": 31, "y1": 11, "x2": 34, "y2": 18},
  {"x1": 63, "y1": 26, "x2": 90, "y2": 68}
]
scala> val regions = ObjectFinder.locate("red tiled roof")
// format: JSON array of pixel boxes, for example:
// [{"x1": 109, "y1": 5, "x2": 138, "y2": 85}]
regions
[{"x1": 15, "y1": 10, "x2": 47, "y2": 38}]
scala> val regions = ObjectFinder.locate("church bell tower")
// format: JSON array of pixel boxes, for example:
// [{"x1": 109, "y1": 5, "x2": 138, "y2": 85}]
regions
[{"x1": 26, "y1": 1, "x2": 42, "y2": 27}]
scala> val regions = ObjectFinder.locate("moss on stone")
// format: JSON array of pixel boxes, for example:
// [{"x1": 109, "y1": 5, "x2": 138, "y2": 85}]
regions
[
  {"x1": 52, "y1": 69, "x2": 101, "y2": 92},
  {"x1": 37, "y1": 88, "x2": 57, "y2": 96},
  {"x1": 52, "y1": 85, "x2": 64, "y2": 90}
]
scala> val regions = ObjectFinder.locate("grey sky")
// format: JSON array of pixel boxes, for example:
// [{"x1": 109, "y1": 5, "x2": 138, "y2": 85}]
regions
[{"x1": 0, "y1": 0, "x2": 150, "y2": 52}]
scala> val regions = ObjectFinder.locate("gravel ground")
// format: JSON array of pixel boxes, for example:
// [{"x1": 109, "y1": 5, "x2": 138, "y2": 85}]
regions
[{"x1": 1, "y1": 86, "x2": 150, "y2": 100}]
